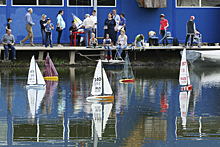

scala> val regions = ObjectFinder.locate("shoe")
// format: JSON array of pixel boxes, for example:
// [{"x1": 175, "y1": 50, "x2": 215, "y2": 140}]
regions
[
  {"x1": 105, "y1": 58, "x2": 107, "y2": 61},
  {"x1": 58, "y1": 44, "x2": 63, "y2": 47},
  {"x1": 110, "y1": 59, "x2": 113, "y2": 61},
  {"x1": 20, "y1": 41, "x2": 23, "y2": 46},
  {"x1": 45, "y1": 46, "x2": 48, "y2": 48},
  {"x1": 31, "y1": 44, "x2": 35, "y2": 47},
  {"x1": 50, "y1": 45, "x2": 53, "y2": 48}
]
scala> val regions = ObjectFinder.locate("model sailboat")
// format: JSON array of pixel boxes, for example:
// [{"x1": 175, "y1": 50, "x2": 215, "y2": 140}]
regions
[
  {"x1": 44, "y1": 53, "x2": 58, "y2": 81},
  {"x1": 86, "y1": 60, "x2": 114, "y2": 100},
  {"x1": 26, "y1": 56, "x2": 46, "y2": 88},
  {"x1": 179, "y1": 48, "x2": 192, "y2": 91},
  {"x1": 119, "y1": 53, "x2": 135, "y2": 83}
]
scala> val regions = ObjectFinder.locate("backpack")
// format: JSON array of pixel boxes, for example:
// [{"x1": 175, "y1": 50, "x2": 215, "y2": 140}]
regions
[{"x1": 173, "y1": 38, "x2": 179, "y2": 46}]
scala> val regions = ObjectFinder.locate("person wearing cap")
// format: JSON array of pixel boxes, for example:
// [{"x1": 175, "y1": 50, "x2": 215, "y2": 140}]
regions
[
  {"x1": 40, "y1": 14, "x2": 47, "y2": 46},
  {"x1": 159, "y1": 14, "x2": 169, "y2": 46},
  {"x1": 45, "y1": 18, "x2": 54, "y2": 48},
  {"x1": 82, "y1": 14, "x2": 95, "y2": 46},
  {"x1": 184, "y1": 16, "x2": 196, "y2": 47},
  {"x1": 20, "y1": 8, "x2": 35, "y2": 47}
]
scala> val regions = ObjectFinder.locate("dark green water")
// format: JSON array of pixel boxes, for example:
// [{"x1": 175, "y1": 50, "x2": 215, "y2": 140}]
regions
[{"x1": 0, "y1": 66, "x2": 220, "y2": 147}]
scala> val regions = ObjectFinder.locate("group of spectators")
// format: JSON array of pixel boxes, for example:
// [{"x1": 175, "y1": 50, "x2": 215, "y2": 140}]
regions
[{"x1": 0, "y1": 7, "x2": 198, "y2": 61}]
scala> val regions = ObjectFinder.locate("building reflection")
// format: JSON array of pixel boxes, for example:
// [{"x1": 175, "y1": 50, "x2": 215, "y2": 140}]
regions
[{"x1": 0, "y1": 67, "x2": 181, "y2": 146}]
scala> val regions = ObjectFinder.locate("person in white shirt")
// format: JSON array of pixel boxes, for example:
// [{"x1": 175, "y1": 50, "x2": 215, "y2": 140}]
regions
[
  {"x1": 90, "y1": 10, "x2": 97, "y2": 36},
  {"x1": 113, "y1": 9, "x2": 120, "y2": 45},
  {"x1": 82, "y1": 14, "x2": 95, "y2": 46}
]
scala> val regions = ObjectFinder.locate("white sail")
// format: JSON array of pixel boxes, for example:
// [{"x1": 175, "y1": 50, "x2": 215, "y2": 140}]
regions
[
  {"x1": 91, "y1": 60, "x2": 102, "y2": 95},
  {"x1": 179, "y1": 91, "x2": 190, "y2": 128},
  {"x1": 103, "y1": 103, "x2": 113, "y2": 131},
  {"x1": 36, "y1": 89, "x2": 46, "y2": 114},
  {"x1": 28, "y1": 89, "x2": 37, "y2": 118},
  {"x1": 27, "y1": 56, "x2": 36, "y2": 85},
  {"x1": 186, "y1": 62, "x2": 190, "y2": 85},
  {"x1": 92, "y1": 103, "x2": 102, "y2": 138},
  {"x1": 179, "y1": 48, "x2": 188, "y2": 85},
  {"x1": 36, "y1": 63, "x2": 46, "y2": 85},
  {"x1": 103, "y1": 68, "x2": 113, "y2": 95}
]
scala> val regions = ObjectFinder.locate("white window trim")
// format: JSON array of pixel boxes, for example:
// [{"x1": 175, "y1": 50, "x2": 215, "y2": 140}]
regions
[
  {"x1": 11, "y1": 0, "x2": 64, "y2": 7},
  {"x1": 67, "y1": 0, "x2": 116, "y2": 7},
  {"x1": 176, "y1": 0, "x2": 220, "y2": 8}
]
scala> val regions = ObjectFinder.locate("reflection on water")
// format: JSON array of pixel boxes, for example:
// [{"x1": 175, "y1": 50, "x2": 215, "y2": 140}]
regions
[{"x1": 1, "y1": 66, "x2": 220, "y2": 146}]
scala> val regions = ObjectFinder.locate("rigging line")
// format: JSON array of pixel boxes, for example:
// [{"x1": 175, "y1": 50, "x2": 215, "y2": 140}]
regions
[{"x1": 76, "y1": 51, "x2": 96, "y2": 62}]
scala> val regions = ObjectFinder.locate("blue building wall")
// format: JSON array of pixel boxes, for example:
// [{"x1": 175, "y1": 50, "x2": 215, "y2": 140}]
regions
[{"x1": 1, "y1": 0, "x2": 220, "y2": 44}]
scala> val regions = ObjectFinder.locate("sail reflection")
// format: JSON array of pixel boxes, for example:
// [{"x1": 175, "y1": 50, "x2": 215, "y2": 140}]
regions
[{"x1": 27, "y1": 89, "x2": 46, "y2": 119}]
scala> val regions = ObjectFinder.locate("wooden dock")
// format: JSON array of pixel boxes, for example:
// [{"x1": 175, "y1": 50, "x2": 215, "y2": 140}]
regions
[{"x1": 1, "y1": 45, "x2": 220, "y2": 64}]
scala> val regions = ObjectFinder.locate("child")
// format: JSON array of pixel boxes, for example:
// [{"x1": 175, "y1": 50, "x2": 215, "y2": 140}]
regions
[
  {"x1": 159, "y1": 14, "x2": 169, "y2": 46},
  {"x1": 6, "y1": 18, "x2": 12, "y2": 32},
  {"x1": 89, "y1": 33, "x2": 98, "y2": 48},
  {"x1": 45, "y1": 18, "x2": 54, "y2": 48},
  {"x1": 103, "y1": 34, "x2": 112, "y2": 60}
]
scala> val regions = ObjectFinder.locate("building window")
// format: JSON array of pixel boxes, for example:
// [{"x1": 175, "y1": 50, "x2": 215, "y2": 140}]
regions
[
  {"x1": 12, "y1": 0, "x2": 63, "y2": 6},
  {"x1": 69, "y1": 0, "x2": 92, "y2": 6},
  {"x1": 68, "y1": 0, "x2": 116, "y2": 6},
  {"x1": 13, "y1": 0, "x2": 36, "y2": 5},
  {"x1": 177, "y1": 0, "x2": 220, "y2": 7},
  {"x1": 97, "y1": 0, "x2": 115, "y2": 6},
  {"x1": 0, "y1": 0, "x2": 6, "y2": 5},
  {"x1": 39, "y1": 0, "x2": 62, "y2": 5}
]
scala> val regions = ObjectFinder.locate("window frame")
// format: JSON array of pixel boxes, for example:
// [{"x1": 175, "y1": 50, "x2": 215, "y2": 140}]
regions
[
  {"x1": 176, "y1": 0, "x2": 220, "y2": 8},
  {"x1": 11, "y1": 0, "x2": 64, "y2": 7},
  {"x1": 67, "y1": 0, "x2": 116, "y2": 7},
  {"x1": 0, "y1": 0, "x2": 6, "y2": 6}
]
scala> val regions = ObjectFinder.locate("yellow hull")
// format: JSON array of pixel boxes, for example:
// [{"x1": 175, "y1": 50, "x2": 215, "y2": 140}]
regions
[
  {"x1": 44, "y1": 76, "x2": 59, "y2": 81},
  {"x1": 95, "y1": 95, "x2": 114, "y2": 99}
]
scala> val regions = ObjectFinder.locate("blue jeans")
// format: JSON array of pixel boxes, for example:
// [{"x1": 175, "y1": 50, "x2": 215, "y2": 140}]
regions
[
  {"x1": 85, "y1": 28, "x2": 92, "y2": 46},
  {"x1": 104, "y1": 46, "x2": 112, "y2": 55},
  {"x1": 45, "y1": 32, "x2": 53, "y2": 47},
  {"x1": 136, "y1": 41, "x2": 143, "y2": 47},
  {"x1": 116, "y1": 44, "x2": 127, "y2": 57},
  {"x1": 41, "y1": 28, "x2": 45, "y2": 45},
  {"x1": 4, "y1": 45, "x2": 16, "y2": 59}
]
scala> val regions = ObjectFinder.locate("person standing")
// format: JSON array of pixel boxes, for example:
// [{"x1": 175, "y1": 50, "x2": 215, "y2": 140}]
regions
[
  {"x1": 184, "y1": 16, "x2": 196, "y2": 47},
  {"x1": 113, "y1": 9, "x2": 120, "y2": 45},
  {"x1": 159, "y1": 14, "x2": 169, "y2": 46},
  {"x1": 45, "y1": 18, "x2": 54, "y2": 48},
  {"x1": 56, "y1": 10, "x2": 65, "y2": 47},
  {"x1": 104, "y1": 12, "x2": 116, "y2": 45},
  {"x1": 90, "y1": 10, "x2": 97, "y2": 36},
  {"x1": 20, "y1": 8, "x2": 35, "y2": 46},
  {"x1": 6, "y1": 18, "x2": 12, "y2": 32},
  {"x1": 1, "y1": 29, "x2": 16, "y2": 60},
  {"x1": 119, "y1": 13, "x2": 126, "y2": 32},
  {"x1": 82, "y1": 14, "x2": 95, "y2": 46},
  {"x1": 40, "y1": 14, "x2": 47, "y2": 46},
  {"x1": 116, "y1": 30, "x2": 127, "y2": 59},
  {"x1": 69, "y1": 21, "x2": 81, "y2": 46}
]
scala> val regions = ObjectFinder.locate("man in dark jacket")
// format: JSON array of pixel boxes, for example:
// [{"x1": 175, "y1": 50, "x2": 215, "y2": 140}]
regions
[{"x1": 184, "y1": 16, "x2": 196, "y2": 47}]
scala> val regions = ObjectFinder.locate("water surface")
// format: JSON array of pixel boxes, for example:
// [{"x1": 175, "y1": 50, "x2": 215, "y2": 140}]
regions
[{"x1": 0, "y1": 66, "x2": 220, "y2": 146}]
